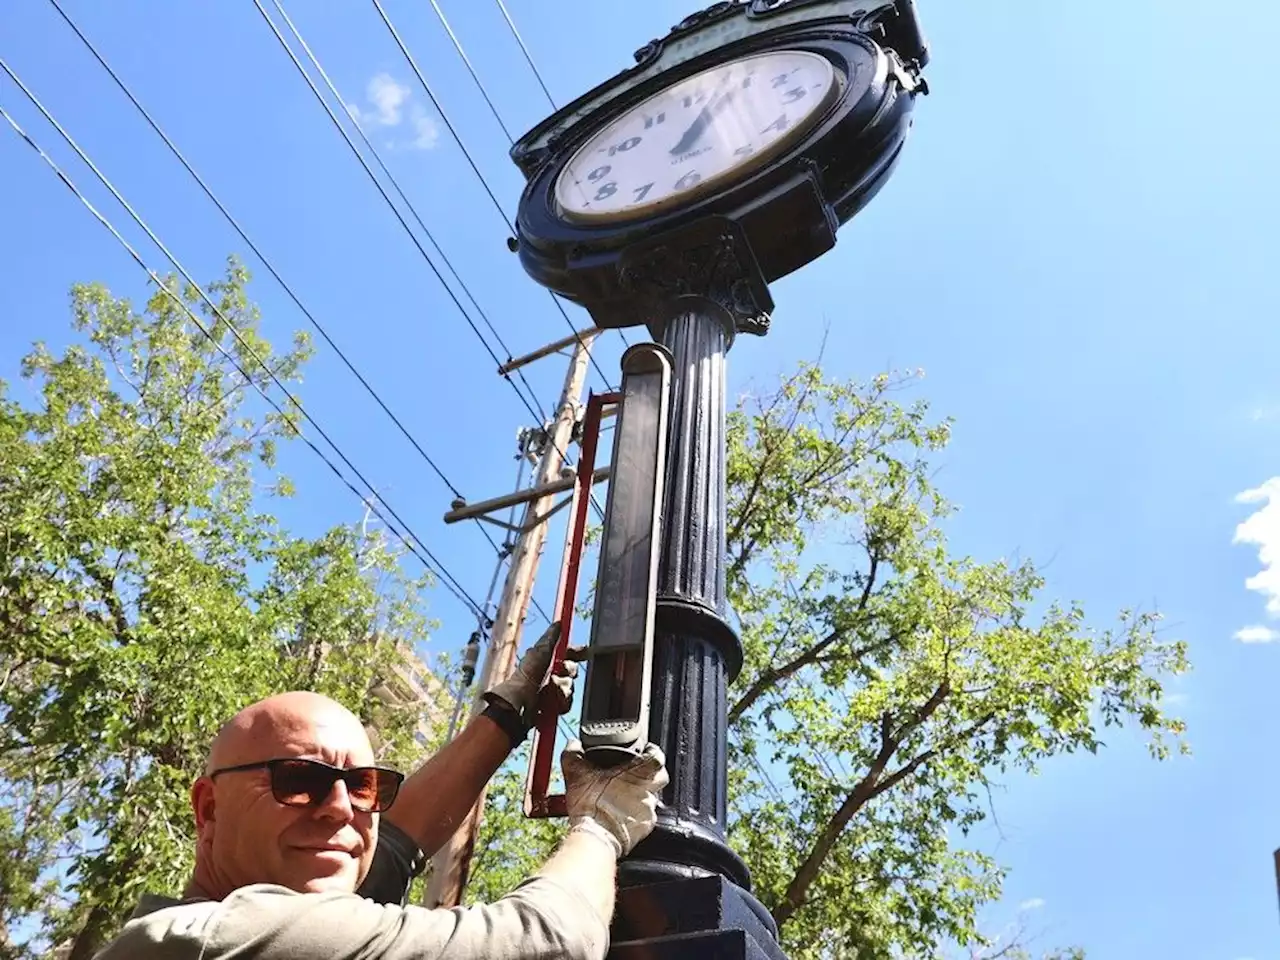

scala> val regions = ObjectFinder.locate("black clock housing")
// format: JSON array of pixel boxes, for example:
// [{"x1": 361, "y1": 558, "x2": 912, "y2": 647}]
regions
[{"x1": 509, "y1": 0, "x2": 929, "y2": 334}]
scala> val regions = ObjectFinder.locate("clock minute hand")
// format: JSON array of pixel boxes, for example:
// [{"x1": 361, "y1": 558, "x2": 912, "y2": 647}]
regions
[{"x1": 669, "y1": 91, "x2": 735, "y2": 156}]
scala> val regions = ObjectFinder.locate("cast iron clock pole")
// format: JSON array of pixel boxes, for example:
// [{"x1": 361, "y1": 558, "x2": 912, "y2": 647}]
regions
[{"x1": 509, "y1": 3, "x2": 931, "y2": 955}]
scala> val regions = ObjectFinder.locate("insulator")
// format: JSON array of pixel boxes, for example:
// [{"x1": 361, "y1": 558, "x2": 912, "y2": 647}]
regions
[{"x1": 460, "y1": 632, "x2": 482, "y2": 687}]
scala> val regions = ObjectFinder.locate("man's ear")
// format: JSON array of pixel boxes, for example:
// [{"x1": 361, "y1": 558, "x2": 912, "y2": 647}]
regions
[{"x1": 191, "y1": 777, "x2": 216, "y2": 836}]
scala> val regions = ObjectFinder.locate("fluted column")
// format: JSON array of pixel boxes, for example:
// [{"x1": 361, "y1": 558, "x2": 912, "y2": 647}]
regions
[{"x1": 619, "y1": 306, "x2": 750, "y2": 889}]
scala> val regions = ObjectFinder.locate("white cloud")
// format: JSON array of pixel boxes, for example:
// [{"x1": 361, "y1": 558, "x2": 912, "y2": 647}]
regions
[
  {"x1": 1234, "y1": 625, "x2": 1280, "y2": 644},
  {"x1": 409, "y1": 108, "x2": 439, "y2": 151},
  {"x1": 365, "y1": 72, "x2": 410, "y2": 126},
  {"x1": 1234, "y1": 480, "x2": 1280, "y2": 639},
  {"x1": 1017, "y1": 898, "x2": 1045, "y2": 912},
  {"x1": 345, "y1": 73, "x2": 438, "y2": 151}
]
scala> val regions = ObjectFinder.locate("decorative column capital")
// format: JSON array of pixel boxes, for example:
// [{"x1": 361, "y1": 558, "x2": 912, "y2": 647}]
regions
[{"x1": 618, "y1": 216, "x2": 775, "y2": 343}]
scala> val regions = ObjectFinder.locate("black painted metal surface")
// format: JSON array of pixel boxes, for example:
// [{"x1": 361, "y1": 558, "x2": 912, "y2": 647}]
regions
[
  {"x1": 507, "y1": 1, "x2": 927, "y2": 331},
  {"x1": 620, "y1": 307, "x2": 747, "y2": 891}
]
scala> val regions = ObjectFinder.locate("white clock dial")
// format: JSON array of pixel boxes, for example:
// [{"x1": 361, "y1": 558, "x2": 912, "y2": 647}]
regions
[{"x1": 554, "y1": 50, "x2": 839, "y2": 223}]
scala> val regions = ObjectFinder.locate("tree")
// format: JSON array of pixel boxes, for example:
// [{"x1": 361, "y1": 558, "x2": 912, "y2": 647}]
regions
[
  {"x1": 0, "y1": 260, "x2": 443, "y2": 958},
  {"x1": 466, "y1": 363, "x2": 1187, "y2": 959}
]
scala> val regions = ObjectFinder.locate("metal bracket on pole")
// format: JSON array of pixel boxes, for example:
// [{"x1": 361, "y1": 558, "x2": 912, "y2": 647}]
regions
[
  {"x1": 525, "y1": 342, "x2": 674, "y2": 814},
  {"x1": 579, "y1": 344, "x2": 671, "y2": 766},
  {"x1": 524, "y1": 388, "x2": 619, "y2": 818}
]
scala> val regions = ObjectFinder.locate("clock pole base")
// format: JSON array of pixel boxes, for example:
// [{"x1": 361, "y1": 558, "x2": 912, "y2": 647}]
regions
[{"x1": 609, "y1": 875, "x2": 789, "y2": 960}]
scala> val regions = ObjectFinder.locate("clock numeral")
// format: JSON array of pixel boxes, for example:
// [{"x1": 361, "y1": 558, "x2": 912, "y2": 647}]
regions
[
  {"x1": 644, "y1": 112, "x2": 666, "y2": 129},
  {"x1": 771, "y1": 72, "x2": 791, "y2": 88},
  {"x1": 761, "y1": 114, "x2": 789, "y2": 134},
  {"x1": 632, "y1": 182, "x2": 655, "y2": 202},
  {"x1": 606, "y1": 136, "x2": 642, "y2": 156},
  {"x1": 781, "y1": 86, "x2": 807, "y2": 104},
  {"x1": 682, "y1": 90, "x2": 708, "y2": 109},
  {"x1": 740, "y1": 74, "x2": 754, "y2": 90},
  {"x1": 734, "y1": 145, "x2": 754, "y2": 157},
  {"x1": 594, "y1": 181, "x2": 618, "y2": 201},
  {"x1": 674, "y1": 170, "x2": 702, "y2": 191},
  {"x1": 587, "y1": 164, "x2": 612, "y2": 182}
]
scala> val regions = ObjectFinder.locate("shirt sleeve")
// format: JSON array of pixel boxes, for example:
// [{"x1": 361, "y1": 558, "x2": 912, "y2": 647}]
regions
[
  {"x1": 357, "y1": 820, "x2": 427, "y2": 906},
  {"x1": 106, "y1": 879, "x2": 610, "y2": 960}
]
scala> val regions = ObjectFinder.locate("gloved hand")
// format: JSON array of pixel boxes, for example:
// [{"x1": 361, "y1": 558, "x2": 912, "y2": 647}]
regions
[
  {"x1": 484, "y1": 620, "x2": 584, "y2": 725},
  {"x1": 562, "y1": 741, "x2": 668, "y2": 859}
]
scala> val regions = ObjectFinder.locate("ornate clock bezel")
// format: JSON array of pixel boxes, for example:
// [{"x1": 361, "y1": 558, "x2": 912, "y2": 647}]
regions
[{"x1": 509, "y1": 1, "x2": 928, "y2": 334}]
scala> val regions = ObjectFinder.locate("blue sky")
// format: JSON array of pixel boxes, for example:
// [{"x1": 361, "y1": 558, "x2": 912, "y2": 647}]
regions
[{"x1": 2, "y1": 1, "x2": 1278, "y2": 956}]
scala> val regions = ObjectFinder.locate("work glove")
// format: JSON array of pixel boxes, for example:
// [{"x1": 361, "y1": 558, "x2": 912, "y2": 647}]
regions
[
  {"x1": 484, "y1": 620, "x2": 584, "y2": 727},
  {"x1": 562, "y1": 740, "x2": 668, "y2": 858}
]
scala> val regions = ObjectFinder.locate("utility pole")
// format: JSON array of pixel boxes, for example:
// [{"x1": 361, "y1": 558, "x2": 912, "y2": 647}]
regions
[{"x1": 425, "y1": 330, "x2": 596, "y2": 908}]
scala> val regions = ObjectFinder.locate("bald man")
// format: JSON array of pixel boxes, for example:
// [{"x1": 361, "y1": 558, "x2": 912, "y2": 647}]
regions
[{"x1": 95, "y1": 624, "x2": 668, "y2": 960}]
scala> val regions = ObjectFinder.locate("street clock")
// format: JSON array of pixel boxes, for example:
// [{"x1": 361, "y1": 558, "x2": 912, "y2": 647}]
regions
[
  {"x1": 510, "y1": 3, "x2": 931, "y2": 941},
  {"x1": 510, "y1": 0, "x2": 929, "y2": 337}
]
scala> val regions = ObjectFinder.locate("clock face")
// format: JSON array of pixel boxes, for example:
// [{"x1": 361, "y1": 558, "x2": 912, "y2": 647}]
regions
[{"x1": 554, "y1": 49, "x2": 839, "y2": 223}]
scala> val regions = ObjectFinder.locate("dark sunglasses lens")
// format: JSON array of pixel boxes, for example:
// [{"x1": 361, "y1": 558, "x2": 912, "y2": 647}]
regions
[
  {"x1": 270, "y1": 760, "x2": 335, "y2": 807},
  {"x1": 375, "y1": 770, "x2": 403, "y2": 811},
  {"x1": 269, "y1": 761, "x2": 402, "y2": 812},
  {"x1": 345, "y1": 768, "x2": 402, "y2": 812},
  {"x1": 342, "y1": 768, "x2": 382, "y2": 812}
]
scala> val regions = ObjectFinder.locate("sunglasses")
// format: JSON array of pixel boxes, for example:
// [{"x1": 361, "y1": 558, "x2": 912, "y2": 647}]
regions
[{"x1": 209, "y1": 758, "x2": 404, "y2": 813}]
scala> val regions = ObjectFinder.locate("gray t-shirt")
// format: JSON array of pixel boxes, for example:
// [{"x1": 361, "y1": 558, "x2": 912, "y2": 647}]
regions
[
  {"x1": 94, "y1": 875, "x2": 609, "y2": 960},
  {"x1": 94, "y1": 824, "x2": 608, "y2": 959}
]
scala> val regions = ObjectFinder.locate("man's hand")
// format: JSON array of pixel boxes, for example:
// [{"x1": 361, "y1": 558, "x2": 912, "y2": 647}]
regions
[
  {"x1": 484, "y1": 620, "x2": 584, "y2": 725},
  {"x1": 562, "y1": 741, "x2": 668, "y2": 859}
]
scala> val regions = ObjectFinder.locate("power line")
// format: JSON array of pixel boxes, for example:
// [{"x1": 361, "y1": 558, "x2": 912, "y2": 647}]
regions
[
  {"x1": 38, "y1": 0, "x2": 564, "y2": 647},
  {"x1": 250, "y1": 0, "x2": 549, "y2": 427},
  {"x1": 48, "y1": 0, "x2": 534, "y2": 578},
  {"x1": 270, "y1": 0, "x2": 554, "y2": 430},
  {"x1": 260, "y1": 0, "x2": 606, "y2": 524},
  {"x1": 45, "y1": 0, "x2": 486, "y2": 515},
  {"x1": 0, "y1": 62, "x2": 488, "y2": 623},
  {"x1": 476, "y1": 0, "x2": 627, "y2": 359},
  {"x1": 425, "y1": 0, "x2": 514, "y2": 143},
  {"x1": 366, "y1": 0, "x2": 626, "y2": 383},
  {"x1": 493, "y1": 0, "x2": 557, "y2": 111}
]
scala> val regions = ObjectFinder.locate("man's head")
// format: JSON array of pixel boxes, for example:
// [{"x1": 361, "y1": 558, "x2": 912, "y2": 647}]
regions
[{"x1": 189, "y1": 692, "x2": 385, "y2": 899}]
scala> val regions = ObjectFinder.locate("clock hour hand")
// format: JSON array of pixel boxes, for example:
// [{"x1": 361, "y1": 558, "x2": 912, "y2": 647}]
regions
[{"x1": 669, "y1": 91, "x2": 735, "y2": 156}]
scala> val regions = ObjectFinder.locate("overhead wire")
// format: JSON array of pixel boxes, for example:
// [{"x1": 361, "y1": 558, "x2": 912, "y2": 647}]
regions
[
  {"x1": 54, "y1": 1, "x2": 562, "y2": 641},
  {"x1": 477, "y1": 1, "x2": 629, "y2": 349},
  {"x1": 424, "y1": 0, "x2": 514, "y2": 143},
  {"x1": 50, "y1": 6, "x2": 558, "y2": 626},
  {"x1": 492, "y1": 0, "x2": 557, "y2": 111},
  {"x1": 366, "y1": 0, "x2": 629, "y2": 380},
  {"x1": 259, "y1": 0, "x2": 605, "y2": 523},
  {"x1": 250, "y1": 0, "x2": 548, "y2": 426},
  {"x1": 43, "y1": 0, "x2": 524, "y2": 580},
  {"x1": 0, "y1": 84, "x2": 489, "y2": 622}
]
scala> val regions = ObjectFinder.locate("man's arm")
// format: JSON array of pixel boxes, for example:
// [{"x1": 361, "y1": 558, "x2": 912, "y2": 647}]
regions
[
  {"x1": 380, "y1": 709, "x2": 512, "y2": 856},
  {"x1": 382, "y1": 622, "x2": 579, "y2": 857},
  {"x1": 531, "y1": 821, "x2": 618, "y2": 923}
]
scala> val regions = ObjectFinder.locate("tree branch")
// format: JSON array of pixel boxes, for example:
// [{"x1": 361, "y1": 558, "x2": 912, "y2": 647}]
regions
[
  {"x1": 729, "y1": 556, "x2": 880, "y2": 724},
  {"x1": 772, "y1": 679, "x2": 955, "y2": 928},
  {"x1": 73, "y1": 551, "x2": 129, "y2": 638}
]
